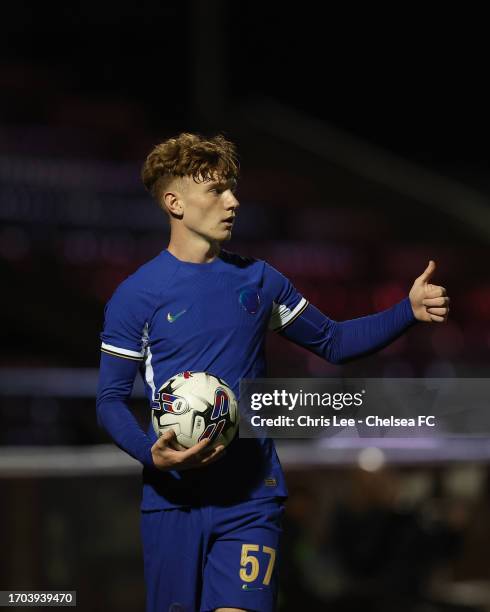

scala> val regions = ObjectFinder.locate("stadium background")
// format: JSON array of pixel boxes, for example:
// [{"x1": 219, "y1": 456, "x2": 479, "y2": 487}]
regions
[{"x1": 1, "y1": 3, "x2": 490, "y2": 611}]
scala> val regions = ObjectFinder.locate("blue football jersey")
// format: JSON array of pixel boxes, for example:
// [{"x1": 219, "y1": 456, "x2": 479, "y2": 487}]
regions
[{"x1": 99, "y1": 249, "x2": 308, "y2": 509}]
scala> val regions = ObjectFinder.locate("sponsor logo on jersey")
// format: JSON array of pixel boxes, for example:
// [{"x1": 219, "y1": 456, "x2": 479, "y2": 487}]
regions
[{"x1": 167, "y1": 309, "x2": 187, "y2": 323}]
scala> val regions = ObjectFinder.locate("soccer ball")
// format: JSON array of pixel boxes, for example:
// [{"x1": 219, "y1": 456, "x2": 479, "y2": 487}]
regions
[{"x1": 151, "y1": 371, "x2": 239, "y2": 449}]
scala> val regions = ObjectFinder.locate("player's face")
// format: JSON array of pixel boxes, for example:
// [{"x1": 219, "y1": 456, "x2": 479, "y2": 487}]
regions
[{"x1": 180, "y1": 175, "x2": 239, "y2": 244}]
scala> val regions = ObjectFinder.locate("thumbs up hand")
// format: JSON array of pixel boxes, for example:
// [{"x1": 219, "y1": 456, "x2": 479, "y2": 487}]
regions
[{"x1": 409, "y1": 260, "x2": 450, "y2": 323}]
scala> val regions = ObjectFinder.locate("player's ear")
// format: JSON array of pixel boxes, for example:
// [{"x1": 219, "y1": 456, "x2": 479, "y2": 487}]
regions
[{"x1": 162, "y1": 190, "x2": 184, "y2": 217}]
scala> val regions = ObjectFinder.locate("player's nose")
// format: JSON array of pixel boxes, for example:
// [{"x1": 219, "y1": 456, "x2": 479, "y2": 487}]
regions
[{"x1": 225, "y1": 191, "x2": 240, "y2": 214}]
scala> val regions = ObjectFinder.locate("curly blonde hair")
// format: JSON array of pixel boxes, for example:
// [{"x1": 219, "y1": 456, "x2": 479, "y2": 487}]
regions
[{"x1": 141, "y1": 132, "x2": 239, "y2": 208}]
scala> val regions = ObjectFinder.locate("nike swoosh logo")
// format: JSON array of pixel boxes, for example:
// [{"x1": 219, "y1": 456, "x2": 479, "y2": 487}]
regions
[
  {"x1": 167, "y1": 310, "x2": 187, "y2": 323},
  {"x1": 241, "y1": 585, "x2": 264, "y2": 591}
]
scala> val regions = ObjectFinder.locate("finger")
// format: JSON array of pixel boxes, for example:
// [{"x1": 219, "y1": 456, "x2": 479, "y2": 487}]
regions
[
  {"x1": 201, "y1": 444, "x2": 225, "y2": 461},
  {"x1": 195, "y1": 444, "x2": 221, "y2": 461},
  {"x1": 158, "y1": 431, "x2": 187, "y2": 452},
  {"x1": 426, "y1": 307, "x2": 449, "y2": 316},
  {"x1": 423, "y1": 297, "x2": 450, "y2": 307},
  {"x1": 154, "y1": 429, "x2": 177, "y2": 448},
  {"x1": 417, "y1": 260, "x2": 436, "y2": 283},
  {"x1": 160, "y1": 429, "x2": 207, "y2": 453},
  {"x1": 191, "y1": 443, "x2": 225, "y2": 463},
  {"x1": 178, "y1": 437, "x2": 212, "y2": 461},
  {"x1": 162, "y1": 429, "x2": 176, "y2": 439},
  {"x1": 160, "y1": 430, "x2": 188, "y2": 451},
  {"x1": 169, "y1": 439, "x2": 188, "y2": 451},
  {"x1": 429, "y1": 313, "x2": 445, "y2": 323},
  {"x1": 425, "y1": 286, "x2": 447, "y2": 299},
  {"x1": 178, "y1": 445, "x2": 224, "y2": 470},
  {"x1": 198, "y1": 446, "x2": 227, "y2": 467}
]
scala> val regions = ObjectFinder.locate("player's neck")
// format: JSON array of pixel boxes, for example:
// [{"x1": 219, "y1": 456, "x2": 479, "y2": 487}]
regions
[{"x1": 167, "y1": 236, "x2": 221, "y2": 264}]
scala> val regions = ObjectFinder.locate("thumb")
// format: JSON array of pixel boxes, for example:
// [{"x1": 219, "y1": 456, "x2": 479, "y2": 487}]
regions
[
  {"x1": 417, "y1": 259, "x2": 436, "y2": 284},
  {"x1": 158, "y1": 428, "x2": 177, "y2": 446}
]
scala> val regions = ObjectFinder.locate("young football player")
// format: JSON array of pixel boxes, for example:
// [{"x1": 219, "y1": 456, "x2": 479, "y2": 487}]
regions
[{"x1": 96, "y1": 132, "x2": 449, "y2": 612}]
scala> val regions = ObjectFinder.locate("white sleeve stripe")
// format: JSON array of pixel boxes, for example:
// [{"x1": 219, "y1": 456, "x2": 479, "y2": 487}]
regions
[
  {"x1": 101, "y1": 348, "x2": 143, "y2": 361},
  {"x1": 101, "y1": 342, "x2": 144, "y2": 359},
  {"x1": 269, "y1": 297, "x2": 309, "y2": 331}
]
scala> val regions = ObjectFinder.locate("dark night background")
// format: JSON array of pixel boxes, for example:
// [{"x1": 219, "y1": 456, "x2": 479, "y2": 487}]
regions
[{"x1": 1, "y1": 3, "x2": 490, "y2": 611}]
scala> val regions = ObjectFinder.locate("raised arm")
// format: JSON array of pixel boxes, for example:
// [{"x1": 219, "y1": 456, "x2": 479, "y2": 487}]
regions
[
  {"x1": 266, "y1": 259, "x2": 449, "y2": 365},
  {"x1": 279, "y1": 296, "x2": 415, "y2": 364}
]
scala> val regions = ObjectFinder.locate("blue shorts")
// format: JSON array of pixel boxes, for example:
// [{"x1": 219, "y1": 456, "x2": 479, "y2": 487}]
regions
[{"x1": 140, "y1": 497, "x2": 285, "y2": 612}]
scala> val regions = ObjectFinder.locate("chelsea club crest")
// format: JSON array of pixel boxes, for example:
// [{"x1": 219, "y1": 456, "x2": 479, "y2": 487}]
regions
[{"x1": 239, "y1": 289, "x2": 260, "y2": 314}]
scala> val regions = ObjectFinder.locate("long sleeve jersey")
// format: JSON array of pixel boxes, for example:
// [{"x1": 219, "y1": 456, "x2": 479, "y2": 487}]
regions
[{"x1": 96, "y1": 249, "x2": 416, "y2": 509}]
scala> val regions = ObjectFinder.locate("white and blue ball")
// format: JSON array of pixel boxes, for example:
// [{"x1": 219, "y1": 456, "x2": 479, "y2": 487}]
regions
[{"x1": 151, "y1": 371, "x2": 239, "y2": 449}]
